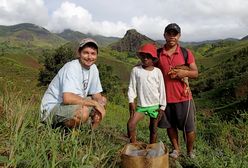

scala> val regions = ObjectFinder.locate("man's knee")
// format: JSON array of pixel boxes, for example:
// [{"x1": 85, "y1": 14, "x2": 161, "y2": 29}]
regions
[{"x1": 74, "y1": 106, "x2": 90, "y2": 123}]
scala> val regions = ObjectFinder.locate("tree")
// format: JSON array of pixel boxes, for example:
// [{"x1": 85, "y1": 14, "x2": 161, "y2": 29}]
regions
[
  {"x1": 38, "y1": 45, "x2": 75, "y2": 86},
  {"x1": 98, "y1": 64, "x2": 126, "y2": 105}
]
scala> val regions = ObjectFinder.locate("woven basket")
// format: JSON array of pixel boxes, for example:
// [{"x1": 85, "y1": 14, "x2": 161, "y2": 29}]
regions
[{"x1": 121, "y1": 142, "x2": 169, "y2": 168}]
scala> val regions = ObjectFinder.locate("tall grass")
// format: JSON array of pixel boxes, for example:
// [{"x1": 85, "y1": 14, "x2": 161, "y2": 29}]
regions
[
  {"x1": 0, "y1": 82, "x2": 248, "y2": 167},
  {"x1": 0, "y1": 84, "x2": 124, "y2": 167}
]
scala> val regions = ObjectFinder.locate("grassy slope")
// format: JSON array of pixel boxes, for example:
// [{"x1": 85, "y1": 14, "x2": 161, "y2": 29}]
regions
[
  {"x1": 0, "y1": 69, "x2": 247, "y2": 167},
  {"x1": 97, "y1": 48, "x2": 133, "y2": 84},
  {"x1": 191, "y1": 40, "x2": 248, "y2": 107},
  {"x1": 0, "y1": 40, "x2": 248, "y2": 167},
  {"x1": 194, "y1": 40, "x2": 248, "y2": 69}
]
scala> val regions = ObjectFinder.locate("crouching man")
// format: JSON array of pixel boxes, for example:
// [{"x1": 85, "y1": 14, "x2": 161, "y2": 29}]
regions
[{"x1": 40, "y1": 38, "x2": 106, "y2": 129}]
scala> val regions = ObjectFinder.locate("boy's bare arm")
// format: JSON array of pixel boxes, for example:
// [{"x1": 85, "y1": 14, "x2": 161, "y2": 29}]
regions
[
  {"x1": 129, "y1": 103, "x2": 136, "y2": 117},
  {"x1": 157, "y1": 109, "x2": 164, "y2": 121}
]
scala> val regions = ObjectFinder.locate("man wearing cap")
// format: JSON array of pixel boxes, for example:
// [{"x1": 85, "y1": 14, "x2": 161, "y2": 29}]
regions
[
  {"x1": 157, "y1": 23, "x2": 198, "y2": 158},
  {"x1": 40, "y1": 38, "x2": 106, "y2": 129}
]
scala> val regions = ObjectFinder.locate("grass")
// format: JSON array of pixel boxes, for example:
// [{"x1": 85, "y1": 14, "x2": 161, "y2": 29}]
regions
[
  {"x1": 1, "y1": 79, "x2": 248, "y2": 167},
  {"x1": 0, "y1": 40, "x2": 248, "y2": 167}
]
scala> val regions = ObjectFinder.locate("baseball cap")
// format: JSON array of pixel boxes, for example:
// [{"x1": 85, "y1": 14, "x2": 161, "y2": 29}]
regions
[
  {"x1": 164, "y1": 23, "x2": 181, "y2": 34},
  {"x1": 138, "y1": 43, "x2": 158, "y2": 60},
  {"x1": 78, "y1": 38, "x2": 98, "y2": 50}
]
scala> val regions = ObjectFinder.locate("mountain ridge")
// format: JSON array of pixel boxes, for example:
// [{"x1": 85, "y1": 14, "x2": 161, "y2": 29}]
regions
[
  {"x1": 56, "y1": 29, "x2": 119, "y2": 46},
  {"x1": 0, "y1": 23, "x2": 247, "y2": 48},
  {"x1": 241, "y1": 35, "x2": 248, "y2": 40},
  {"x1": 0, "y1": 23, "x2": 66, "y2": 48}
]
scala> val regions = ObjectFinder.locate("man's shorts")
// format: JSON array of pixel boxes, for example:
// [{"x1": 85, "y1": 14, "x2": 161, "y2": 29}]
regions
[
  {"x1": 158, "y1": 100, "x2": 196, "y2": 132},
  {"x1": 136, "y1": 105, "x2": 159, "y2": 118},
  {"x1": 46, "y1": 104, "x2": 94, "y2": 127}
]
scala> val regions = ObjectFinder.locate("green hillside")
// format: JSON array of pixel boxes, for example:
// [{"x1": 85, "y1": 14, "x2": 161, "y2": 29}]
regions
[
  {"x1": 0, "y1": 23, "x2": 67, "y2": 48},
  {"x1": 191, "y1": 40, "x2": 248, "y2": 120},
  {"x1": 0, "y1": 23, "x2": 248, "y2": 167}
]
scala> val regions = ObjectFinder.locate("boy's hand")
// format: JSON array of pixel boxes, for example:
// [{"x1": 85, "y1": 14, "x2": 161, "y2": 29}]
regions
[
  {"x1": 129, "y1": 103, "x2": 136, "y2": 117},
  {"x1": 157, "y1": 109, "x2": 164, "y2": 121}
]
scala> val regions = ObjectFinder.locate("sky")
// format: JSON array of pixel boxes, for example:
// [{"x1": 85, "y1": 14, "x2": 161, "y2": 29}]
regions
[{"x1": 0, "y1": 0, "x2": 247, "y2": 42}]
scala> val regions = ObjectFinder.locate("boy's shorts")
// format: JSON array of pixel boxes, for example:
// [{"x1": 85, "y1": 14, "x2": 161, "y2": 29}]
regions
[
  {"x1": 46, "y1": 104, "x2": 94, "y2": 127},
  {"x1": 136, "y1": 105, "x2": 159, "y2": 118},
  {"x1": 158, "y1": 100, "x2": 195, "y2": 132}
]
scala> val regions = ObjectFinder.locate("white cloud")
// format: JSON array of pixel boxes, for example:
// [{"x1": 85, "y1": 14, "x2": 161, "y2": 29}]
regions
[
  {"x1": 91, "y1": 21, "x2": 128, "y2": 37},
  {"x1": 154, "y1": 0, "x2": 248, "y2": 41},
  {"x1": 46, "y1": 0, "x2": 248, "y2": 41},
  {"x1": 47, "y1": 1, "x2": 92, "y2": 33},
  {"x1": 0, "y1": 0, "x2": 48, "y2": 26},
  {"x1": 46, "y1": 2, "x2": 171, "y2": 39},
  {"x1": 130, "y1": 16, "x2": 169, "y2": 40},
  {"x1": 0, "y1": 0, "x2": 247, "y2": 41},
  {"x1": 46, "y1": 1, "x2": 129, "y2": 37}
]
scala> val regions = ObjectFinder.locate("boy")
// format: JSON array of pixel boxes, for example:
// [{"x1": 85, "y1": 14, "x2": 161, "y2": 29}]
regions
[{"x1": 127, "y1": 43, "x2": 166, "y2": 144}]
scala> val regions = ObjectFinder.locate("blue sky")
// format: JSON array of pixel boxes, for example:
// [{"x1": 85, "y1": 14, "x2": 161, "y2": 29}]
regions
[{"x1": 0, "y1": 0, "x2": 247, "y2": 41}]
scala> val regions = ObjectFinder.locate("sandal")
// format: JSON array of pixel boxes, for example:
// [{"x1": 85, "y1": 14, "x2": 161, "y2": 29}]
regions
[
  {"x1": 169, "y1": 150, "x2": 180, "y2": 159},
  {"x1": 188, "y1": 151, "x2": 196, "y2": 159}
]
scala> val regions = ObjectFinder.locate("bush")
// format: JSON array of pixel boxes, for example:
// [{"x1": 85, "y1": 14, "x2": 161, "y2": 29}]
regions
[{"x1": 38, "y1": 45, "x2": 75, "y2": 86}]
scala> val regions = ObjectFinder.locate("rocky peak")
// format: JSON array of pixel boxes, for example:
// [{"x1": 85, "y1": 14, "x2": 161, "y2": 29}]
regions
[{"x1": 111, "y1": 29, "x2": 155, "y2": 52}]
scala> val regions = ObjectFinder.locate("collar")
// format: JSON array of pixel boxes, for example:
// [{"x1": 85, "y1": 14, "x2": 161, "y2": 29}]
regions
[{"x1": 162, "y1": 44, "x2": 180, "y2": 56}]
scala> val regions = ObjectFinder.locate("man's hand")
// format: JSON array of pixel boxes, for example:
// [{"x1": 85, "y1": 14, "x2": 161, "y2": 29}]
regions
[
  {"x1": 91, "y1": 110, "x2": 102, "y2": 129},
  {"x1": 94, "y1": 102, "x2": 106, "y2": 117},
  {"x1": 168, "y1": 69, "x2": 188, "y2": 79},
  {"x1": 92, "y1": 93, "x2": 107, "y2": 107},
  {"x1": 168, "y1": 63, "x2": 199, "y2": 79},
  {"x1": 129, "y1": 103, "x2": 136, "y2": 117}
]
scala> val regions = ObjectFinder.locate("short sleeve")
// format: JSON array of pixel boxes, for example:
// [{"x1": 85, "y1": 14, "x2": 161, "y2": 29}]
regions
[
  {"x1": 187, "y1": 49, "x2": 195, "y2": 65},
  {"x1": 60, "y1": 64, "x2": 82, "y2": 95},
  {"x1": 88, "y1": 65, "x2": 103, "y2": 95}
]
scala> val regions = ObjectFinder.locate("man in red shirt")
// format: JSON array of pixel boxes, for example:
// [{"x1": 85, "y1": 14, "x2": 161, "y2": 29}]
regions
[{"x1": 157, "y1": 23, "x2": 198, "y2": 159}]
